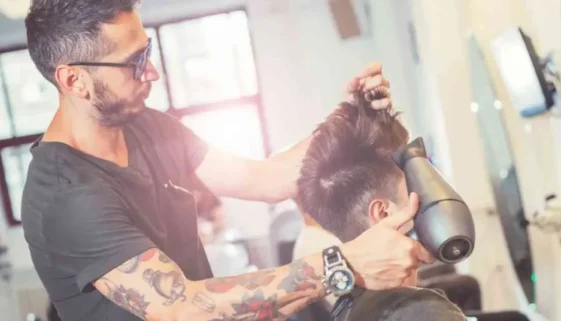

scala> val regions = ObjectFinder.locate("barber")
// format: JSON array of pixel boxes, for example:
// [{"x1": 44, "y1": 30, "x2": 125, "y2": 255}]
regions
[{"x1": 21, "y1": 1, "x2": 434, "y2": 321}]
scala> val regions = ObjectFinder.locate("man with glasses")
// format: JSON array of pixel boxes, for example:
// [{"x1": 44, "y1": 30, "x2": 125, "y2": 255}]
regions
[
  {"x1": 21, "y1": 1, "x2": 433, "y2": 321},
  {"x1": 68, "y1": 38, "x2": 153, "y2": 83}
]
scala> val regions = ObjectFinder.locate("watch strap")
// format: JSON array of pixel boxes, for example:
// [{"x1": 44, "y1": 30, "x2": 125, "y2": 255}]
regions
[
  {"x1": 323, "y1": 246, "x2": 344, "y2": 272},
  {"x1": 330, "y1": 288, "x2": 364, "y2": 321}
]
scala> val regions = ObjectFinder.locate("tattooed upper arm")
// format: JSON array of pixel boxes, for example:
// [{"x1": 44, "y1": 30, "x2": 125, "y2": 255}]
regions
[{"x1": 93, "y1": 248, "x2": 190, "y2": 320}]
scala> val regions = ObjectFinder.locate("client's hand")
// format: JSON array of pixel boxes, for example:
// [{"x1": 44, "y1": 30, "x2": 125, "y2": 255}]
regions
[
  {"x1": 346, "y1": 62, "x2": 392, "y2": 110},
  {"x1": 341, "y1": 192, "x2": 434, "y2": 290}
]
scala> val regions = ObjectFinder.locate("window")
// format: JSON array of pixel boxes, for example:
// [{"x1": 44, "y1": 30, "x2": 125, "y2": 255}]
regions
[
  {"x1": 0, "y1": 72, "x2": 11, "y2": 140},
  {"x1": 1, "y1": 144, "x2": 33, "y2": 222},
  {"x1": 159, "y1": 11, "x2": 258, "y2": 107},
  {"x1": 181, "y1": 103, "x2": 265, "y2": 159},
  {"x1": 0, "y1": 50, "x2": 59, "y2": 136},
  {"x1": 0, "y1": 9, "x2": 268, "y2": 226}
]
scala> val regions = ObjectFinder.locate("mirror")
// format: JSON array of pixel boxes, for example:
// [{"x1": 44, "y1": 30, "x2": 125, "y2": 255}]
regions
[{"x1": 466, "y1": 36, "x2": 536, "y2": 304}]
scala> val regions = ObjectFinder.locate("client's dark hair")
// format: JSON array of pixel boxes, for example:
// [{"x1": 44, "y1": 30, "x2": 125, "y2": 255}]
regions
[{"x1": 297, "y1": 97, "x2": 409, "y2": 242}]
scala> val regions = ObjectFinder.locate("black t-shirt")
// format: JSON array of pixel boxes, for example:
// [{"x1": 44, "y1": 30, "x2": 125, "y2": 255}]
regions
[{"x1": 21, "y1": 108, "x2": 213, "y2": 321}]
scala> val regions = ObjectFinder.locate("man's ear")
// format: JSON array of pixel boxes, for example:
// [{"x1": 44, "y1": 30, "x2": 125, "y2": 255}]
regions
[
  {"x1": 55, "y1": 65, "x2": 89, "y2": 98},
  {"x1": 368, "y1": 199, "x2": 389, "y2": 225}
]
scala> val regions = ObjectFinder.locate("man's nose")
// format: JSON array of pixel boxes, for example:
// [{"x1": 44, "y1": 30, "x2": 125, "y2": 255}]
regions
[{"x1": 141, "y1": 59, "x2": 160, "y2": 82}]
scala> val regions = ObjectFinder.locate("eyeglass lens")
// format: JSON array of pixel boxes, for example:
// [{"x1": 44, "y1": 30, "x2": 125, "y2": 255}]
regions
[{"x1": 135, "y1": 40, "x2": 152, "y2": 80}]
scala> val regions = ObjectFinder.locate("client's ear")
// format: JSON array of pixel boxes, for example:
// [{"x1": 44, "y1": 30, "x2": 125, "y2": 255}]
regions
[{"x1": 368, "y1": 199, "x2": 389, "y2": 225}]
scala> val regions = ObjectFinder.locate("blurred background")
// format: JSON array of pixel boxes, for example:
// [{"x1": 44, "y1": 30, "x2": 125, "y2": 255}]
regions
[{"x1": 0, "y1": 0, "x2": 561, "y2": 320}]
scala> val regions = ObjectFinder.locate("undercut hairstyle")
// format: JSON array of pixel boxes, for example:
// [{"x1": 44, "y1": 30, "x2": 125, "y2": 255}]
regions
[
  {"x1": 25, "y1": 0, "x2": 141, "y2": 85},
  {"x1": 297, "y1": 97, "x2": 409, "y2": 242}
]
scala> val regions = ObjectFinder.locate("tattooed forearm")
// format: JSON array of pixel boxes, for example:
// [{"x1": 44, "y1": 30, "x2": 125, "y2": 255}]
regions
[
  {"x1": 201, "y1": 260, "x2": 325, "y2": 320},
  {"x1": 193, "y1": 292, "x2": 216, "y2": 313},
  {"x1": 143, "y1": 269, "x2": 187, "y2": 306},
  {"x1": 97, "y1": 249, "x2": 326, "y2": 321},
  {"x1": 159, "y1": 252, "x2": 172, "y2": 263},
  {"x1": 277, "y1": 259, "x2": 322, "y2": 293},
  {"x1": 276, "y1": 288, "x2": 328, "y2": 313},
  {"x1": 205, "y1": 270, "x2": 277, "y2": 293},
  {"x1": 209, "y1": 290, "x2": 288, "y2": 321},
  {"x1": 98, "y1": 278, "x2": 150, "y2": 319}
]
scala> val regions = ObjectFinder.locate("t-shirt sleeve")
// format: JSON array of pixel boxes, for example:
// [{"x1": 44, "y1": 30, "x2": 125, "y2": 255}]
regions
[
  {"x1": 179, "y1": 124, "x2": 209, "y2": 170},
  {"x1": 143, "y1": 109, "x2": 209, "y2": 171},
  {"x1": 44, "y1": 185, "x2": 156, "y2": 292}
]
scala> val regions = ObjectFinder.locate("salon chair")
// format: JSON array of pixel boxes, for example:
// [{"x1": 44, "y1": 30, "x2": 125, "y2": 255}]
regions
[{"x1": 418, "y1": 262, "x2": 482, "y2": 312}]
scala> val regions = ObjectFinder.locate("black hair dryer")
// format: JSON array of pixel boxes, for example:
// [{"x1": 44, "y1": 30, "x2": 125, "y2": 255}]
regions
[{"x1": 392, "y1": 137, "x2": 475, "y2": 264}]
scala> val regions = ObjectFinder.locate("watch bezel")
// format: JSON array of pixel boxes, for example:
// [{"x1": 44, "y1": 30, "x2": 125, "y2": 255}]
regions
[{"x1": 324, "y1": 265, "x2": 355, "y2": 297}]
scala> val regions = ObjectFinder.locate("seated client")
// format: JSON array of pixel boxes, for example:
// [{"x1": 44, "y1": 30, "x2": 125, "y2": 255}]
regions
[{"x1": 296, "y1": 98, "x2": 467, "y2": 321}]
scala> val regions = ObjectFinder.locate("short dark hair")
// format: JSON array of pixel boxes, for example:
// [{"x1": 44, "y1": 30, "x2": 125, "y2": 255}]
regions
[
  {"x1": 297, "y1": 98, "x2": 409, "y2": 242},
  {"x1": 25, "y1": 0, "x2": 141, "y2": 85}
]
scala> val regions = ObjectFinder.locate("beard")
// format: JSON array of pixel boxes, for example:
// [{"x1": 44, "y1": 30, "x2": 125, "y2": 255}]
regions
[{"x1": 92, "y1": 79, "x2": 146, "y2": 127}]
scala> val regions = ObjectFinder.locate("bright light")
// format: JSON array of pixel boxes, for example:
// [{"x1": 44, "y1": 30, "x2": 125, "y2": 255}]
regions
[
  {"x1": 499, "y1": 169, "x2": 508, "y2": 179},
  {"x1": 524, "y1": 124, "x2": 532, "y2": 133},
  {"x1": 494, "y1": 100, "x2": 503, "y2": 110},
  {"x1": 0, "y1": 0, "x2": 30, "y2": 19},
  {"x1": 22, "y1": 83, "x2": 42, "y2": 104},
  {"x1": 470, "y1": 102, "x2": 479, "y2": 113},
  {"x1": 181, "y1": 105, "x2": 265, "y2": 160}
]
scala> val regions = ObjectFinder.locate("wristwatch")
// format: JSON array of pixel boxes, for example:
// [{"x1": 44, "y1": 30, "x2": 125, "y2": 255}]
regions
[{"x1": 322, "y1": 246, "x2": 355, "y2": 297}]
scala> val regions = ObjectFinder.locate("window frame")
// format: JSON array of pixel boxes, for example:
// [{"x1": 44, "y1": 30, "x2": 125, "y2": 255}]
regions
[{"x1": 0, "y1": 7, "x2": 271, "y2": 226}]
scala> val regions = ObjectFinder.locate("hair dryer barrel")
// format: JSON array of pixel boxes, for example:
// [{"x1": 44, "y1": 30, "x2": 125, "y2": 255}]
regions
[{"x1": 392, "y1": 138, "x2": 476, "y2": 264}]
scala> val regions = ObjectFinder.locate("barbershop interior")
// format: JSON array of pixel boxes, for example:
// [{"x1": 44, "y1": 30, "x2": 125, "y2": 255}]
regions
[{"x1": 0, "y1": 0, "x2": 561, "y2": 320}]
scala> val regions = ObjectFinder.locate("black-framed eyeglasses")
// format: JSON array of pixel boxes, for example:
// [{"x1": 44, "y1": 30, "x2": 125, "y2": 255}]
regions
[{"x1": 68, "y1": 38, "x2": 152, "y2": 80}]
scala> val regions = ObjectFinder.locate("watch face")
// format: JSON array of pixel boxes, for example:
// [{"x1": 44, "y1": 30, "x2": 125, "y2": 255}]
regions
[{"x1": 328, "y1": 268, "x2": 354, "y2": 293}]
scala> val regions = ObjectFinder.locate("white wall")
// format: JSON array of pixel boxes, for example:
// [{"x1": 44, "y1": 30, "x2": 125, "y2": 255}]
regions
[
  {"x1": 249, "y1": 0, "x2": 385, "y2": 151},
  {"x1": 411, "y1": 0, "x2": 495, "y2": 209},
  {"x1": 409, "y1": 0, "x2": 518, "y2": 313}
]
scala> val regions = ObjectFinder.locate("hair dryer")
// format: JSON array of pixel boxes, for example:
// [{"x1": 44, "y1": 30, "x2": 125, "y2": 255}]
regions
[{"x1": 392, "y1": 137, "x2": 475, "y2": 264}]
